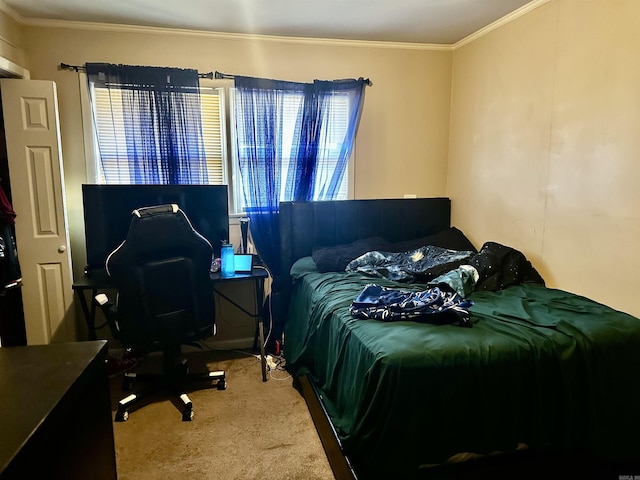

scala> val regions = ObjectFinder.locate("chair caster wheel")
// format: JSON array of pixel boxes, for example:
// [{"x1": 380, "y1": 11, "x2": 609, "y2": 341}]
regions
[
  {"x1": 182, "y1": 409, "x2": 194, "y2": 421},
  {"x1": 115, "y1": 409, "x2": 129, "y2": 422},
  {"x1": 217, "y1": 379, "x2": 227, "y2": 390}
]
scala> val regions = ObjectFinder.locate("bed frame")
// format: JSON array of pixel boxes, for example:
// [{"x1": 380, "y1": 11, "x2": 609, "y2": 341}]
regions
[
  {"x1": 280, "y1": 198, "x2": 451, "y2": 480},
  {"x1": 279, "y1": 198, "x2": 640, "y2": 480}
]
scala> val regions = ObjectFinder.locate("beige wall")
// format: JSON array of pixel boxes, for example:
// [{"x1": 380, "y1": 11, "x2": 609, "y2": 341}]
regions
[
  {"x1": 20, "y1": 25, "x2": 452, "y2": 278},
  {"x1": 4, "y1": 0, "x2": 638, "y2": 330},
  {"x1": 7, "y1": 24, "x2": 450, "y2": 343},
  {"x1": 448, "y1": 0, "x2": 640, "y2": 317},
  {"x1": 0, "y1": 8, "x2": 26, "y2": 67}
]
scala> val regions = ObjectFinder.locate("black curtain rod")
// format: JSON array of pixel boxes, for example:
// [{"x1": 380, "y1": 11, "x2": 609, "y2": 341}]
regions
[
  {"x1": 214, "y1": 71, "x2": 234, "y2": 80},
  {"x1": 58, "y1": 63, "x2": 214, "y2": 79},
  {"x1": 61, "y1": 65, "x2": 371, "y2": 85},
  {"x1": 215, "y1": 71, "x2": 372, "y2": 86}
]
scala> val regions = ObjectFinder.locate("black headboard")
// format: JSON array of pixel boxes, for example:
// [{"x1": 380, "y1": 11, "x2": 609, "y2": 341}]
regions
[{"x1": 279, "y1": 198, "x2": 451, "y2": 282}]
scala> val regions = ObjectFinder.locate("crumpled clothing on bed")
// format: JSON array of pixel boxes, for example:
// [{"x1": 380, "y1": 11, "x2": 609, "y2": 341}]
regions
[
  {"x1": 349, "y1": 283, "x2": 474, "y2": 326},
  {"x1": 428, "y1": 264, "x2": 479, "y2": 297},
  {"x1": 469, "y1": 242, "x2": 545, "y2": 291},
  {"x1": 345, "y1": 245, "x2": 475, "y2": 282}
]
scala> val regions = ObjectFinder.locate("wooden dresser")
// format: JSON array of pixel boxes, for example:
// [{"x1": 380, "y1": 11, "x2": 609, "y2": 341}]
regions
[{"x1": 0, "y1": 340, "x2": 117, "y2": 479}]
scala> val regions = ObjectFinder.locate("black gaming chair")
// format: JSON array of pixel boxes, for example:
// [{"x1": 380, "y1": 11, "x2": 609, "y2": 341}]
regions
[{"x1": 96, "y1": 204, "x2": 226, "y2": 422}]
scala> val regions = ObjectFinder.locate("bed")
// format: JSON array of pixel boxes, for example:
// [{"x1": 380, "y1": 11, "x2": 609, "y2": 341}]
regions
[{"x1": 279, "y1": 198, "x2": 640, "y2": 480}]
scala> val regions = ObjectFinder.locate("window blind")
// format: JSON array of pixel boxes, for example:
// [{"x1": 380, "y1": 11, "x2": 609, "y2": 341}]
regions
[{"x1": 90, "y1": 85, "x2": 227, "y2": 185}]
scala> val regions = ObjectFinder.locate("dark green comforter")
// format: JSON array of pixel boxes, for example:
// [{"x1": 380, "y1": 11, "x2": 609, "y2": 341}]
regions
[{"x1": 284, "y1": 257, "x2": 640, "y2": 479}]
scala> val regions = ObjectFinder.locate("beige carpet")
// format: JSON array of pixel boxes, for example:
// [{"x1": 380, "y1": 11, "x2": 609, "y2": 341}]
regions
[{"x1": 109, "y1": 348, "x2": 335, "y2": 480}]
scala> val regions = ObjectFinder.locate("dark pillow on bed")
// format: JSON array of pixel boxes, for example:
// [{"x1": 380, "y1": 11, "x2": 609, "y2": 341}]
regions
[
  {"x1": 312, "y1": 236, "x2": 391, "y2": 273},
  {"x1": 387, "y1": 227, "x2": 478, "y2": 254}
]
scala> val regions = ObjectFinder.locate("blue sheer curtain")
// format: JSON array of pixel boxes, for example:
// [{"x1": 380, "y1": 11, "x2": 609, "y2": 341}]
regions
[
  {"x1": 233, "y1": 75, "x2": 368, "y2": 346},
  {"x1": 86, "y1": 63, "x2": 208, "y2": 184},
  {"x1": 233, "y1": 76, "x2": 304, "y2": 283},
  {"x1": 289, "y1": 79, "x2": 367, "y2": 201},
  {"x1": 233, "y1": 75, "x2": 368, "y2": 276}
]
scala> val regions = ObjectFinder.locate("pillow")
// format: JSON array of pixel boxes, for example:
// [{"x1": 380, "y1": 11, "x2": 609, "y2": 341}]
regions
[
  {"x1": 290, "y1": 256, "x2": 319, "y2": 279},
  {"x1": 387, "y1": 227, "x2": 477, "y2": 254},
  {"x1": 312, "y1": 236, "x2": 391, "y2": 273}
]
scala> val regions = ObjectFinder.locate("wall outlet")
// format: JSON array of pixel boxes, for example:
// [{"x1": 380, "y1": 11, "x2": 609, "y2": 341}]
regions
[{"x1": 403, "y1": 193, "x2": 417, "y2": 199}]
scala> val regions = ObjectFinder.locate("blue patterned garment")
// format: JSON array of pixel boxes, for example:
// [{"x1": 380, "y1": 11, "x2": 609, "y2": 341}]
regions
[
  {"x1": 345, "y1": 245, "x2": 474, "y2": 282},
  {"x1": 349, "y1": 284, "x2": 473, "y2": 326}
]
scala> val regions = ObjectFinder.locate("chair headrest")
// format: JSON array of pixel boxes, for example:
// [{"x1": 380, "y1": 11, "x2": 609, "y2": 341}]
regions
[
  {"x1": 105, "y1": 203, "x2": 213, "y2": 278},
  {"x1": 133, "y1": 204, "x2": 179, "y2": 218}
]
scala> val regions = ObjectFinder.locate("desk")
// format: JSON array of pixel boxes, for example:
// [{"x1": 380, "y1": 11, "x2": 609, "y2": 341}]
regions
[
  {"x1": 210, "y1": 268, "x2": 269, "y2": 382},
  {"x1": 72, "y1": 268, "x2": 270, "y2": 382},
  {"x1": 0, "y1": 341, "x2": 117, "y2": 480}
]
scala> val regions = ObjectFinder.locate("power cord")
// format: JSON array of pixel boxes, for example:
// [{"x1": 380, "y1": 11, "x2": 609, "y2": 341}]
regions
[
  {"x1": 193, "y1": 344, "x2": 291, "y2": 380},
  {"x1": 266, "y1": 352, "x2": 291, "y2": 381},
  {"x1": 252, "y1": 264, "x2": 276, "y2": 351}
]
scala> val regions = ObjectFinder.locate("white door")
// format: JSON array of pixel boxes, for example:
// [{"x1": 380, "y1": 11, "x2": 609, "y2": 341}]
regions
[{"x1": 0, "y1": 79, "x2": 75, "y2": 344}]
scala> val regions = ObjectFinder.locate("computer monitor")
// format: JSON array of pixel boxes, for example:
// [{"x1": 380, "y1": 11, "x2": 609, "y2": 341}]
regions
[{"x1": 82, "y1": 184, "x2": 229, "y2": 272}]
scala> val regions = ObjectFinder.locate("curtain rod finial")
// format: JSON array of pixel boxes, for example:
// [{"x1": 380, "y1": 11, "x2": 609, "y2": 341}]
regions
[{"x1": 59, "y1": 63, "x2": 81, "y2": 72}]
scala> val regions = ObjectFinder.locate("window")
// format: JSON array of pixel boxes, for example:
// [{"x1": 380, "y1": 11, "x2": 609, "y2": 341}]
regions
[
  {"x1": 230, "y1": 88, "x2": 352, "y2": 213},
  {"x1": 87, "y1": 84, "x2": 227, "y2": 185},
  {"x1": 84, "y1": 80, "x2": 354, "y2": 214}
]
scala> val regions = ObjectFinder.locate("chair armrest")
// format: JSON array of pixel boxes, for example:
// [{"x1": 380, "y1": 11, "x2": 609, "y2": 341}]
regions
[
  {"x1": 95, "y1": 293, "x2": 110, "y2": 306},
  {"x1": 94, "y1": 293, "x2": 120, "y2": 340}
]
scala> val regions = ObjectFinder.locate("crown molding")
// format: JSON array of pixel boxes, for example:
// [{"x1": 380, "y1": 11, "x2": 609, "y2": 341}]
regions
[
  {"x1": 453, "y1": 0, "x2": 551, "y2": 49},
  {"x1": 2, "y1": 0, "x2": 548, "y2": 52},
  {"x1": 0, "y1": 0, "x2": 23, "y2": 23},
  {"x1": 0, "y1": 0, "x2": 25, "y2": 47},
  {"x1": 19, "y1": 17, "x2": 453, "y2": 52}
]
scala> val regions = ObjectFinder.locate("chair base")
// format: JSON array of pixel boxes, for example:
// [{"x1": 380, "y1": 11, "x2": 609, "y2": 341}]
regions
[{"x1": 115, "y1": 356, "x2": 226, "y2": 422}]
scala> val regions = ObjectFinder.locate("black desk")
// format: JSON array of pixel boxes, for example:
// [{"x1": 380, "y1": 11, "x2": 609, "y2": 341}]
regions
[
  {"x1": 210, "y1": 268, "x2": 269, "y2": 381},
  {"x1": 0, "y1": 341, "x2": 117, "y2": 480},
  {"x1": 72, "y1": 268, "x2": 270, "y2": 381}
]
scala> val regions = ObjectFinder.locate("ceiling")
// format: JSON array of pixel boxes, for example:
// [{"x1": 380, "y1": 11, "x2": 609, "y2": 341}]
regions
[{"x1": 3, "y1": 0, "x2": 534, "y2": 45}]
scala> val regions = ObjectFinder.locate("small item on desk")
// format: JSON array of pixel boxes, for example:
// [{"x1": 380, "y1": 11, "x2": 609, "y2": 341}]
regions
[
  {"x1": 210, "y1": 257, "x2": 221, "y2": 273},
  {"x1": 233, "y1": 254, "x2": 253, "y2": 273},
  {"x1": 221, "y1": 243, "x2": 235, "y2": 277}
]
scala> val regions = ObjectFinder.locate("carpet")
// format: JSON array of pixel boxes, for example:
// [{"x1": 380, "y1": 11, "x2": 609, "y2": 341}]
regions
[{"x1": 109, "y1": 347, "x2": 335, "y2": 480}]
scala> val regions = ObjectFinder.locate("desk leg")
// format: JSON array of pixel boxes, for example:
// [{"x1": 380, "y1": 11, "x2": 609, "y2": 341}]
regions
[
  {"x1": 75, "y1": 289, "x2": 98, "y2": 341},
  {"x1": 212, "y1": 278, "x2": 268, "y2": 382},
  {"x1": 256, "y1": 278, "x2": 267, "y2": 382}
]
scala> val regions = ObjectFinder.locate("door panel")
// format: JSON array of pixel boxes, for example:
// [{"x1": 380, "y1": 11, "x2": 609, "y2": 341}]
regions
[{"x1": 0, "y1": 79, "x2": 74, "y2": 344}]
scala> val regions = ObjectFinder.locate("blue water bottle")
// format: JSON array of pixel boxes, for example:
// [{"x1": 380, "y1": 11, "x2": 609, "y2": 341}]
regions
[{"x1": 221, "y1": 243, "x2": 235, "y2": 277}]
